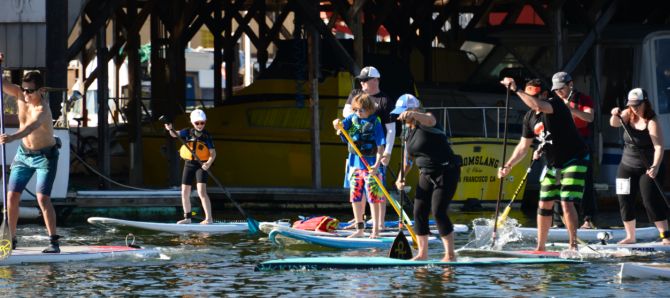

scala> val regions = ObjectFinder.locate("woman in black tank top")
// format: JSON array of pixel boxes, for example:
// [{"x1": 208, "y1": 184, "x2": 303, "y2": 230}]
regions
[
  {"x1": 609, "y1": 88, "x2": 670, "y2": 245},
  {"x1": 392, "y1": 95, "x2": 461, "y2": 262}
]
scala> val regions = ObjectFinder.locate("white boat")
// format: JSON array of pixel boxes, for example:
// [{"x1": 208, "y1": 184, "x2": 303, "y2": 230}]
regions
[
  {"x1": 473, "y1": 225, "x2": 659, "y2": 242},
  {"x1": 619, "y1": 262, "x2": 670, "y2": 279},
  {"x1": 0, "y1": 245, "x2": 158, "y2": 265},
  {"x1": 88, "y1": 216, "x2": 288, "y2": 234}
]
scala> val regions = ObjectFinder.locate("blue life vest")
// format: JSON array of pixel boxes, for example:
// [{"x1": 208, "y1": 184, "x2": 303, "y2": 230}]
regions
[{"x1": 348, "y1": 115, "x2": 378, "y2": 157}]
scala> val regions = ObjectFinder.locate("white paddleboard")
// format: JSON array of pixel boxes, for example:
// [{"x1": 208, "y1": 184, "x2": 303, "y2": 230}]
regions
[
  {"x1": 619, "y1": 262, "x2": 670, "y2": 279},
  {"x1": 473, "y1": 225, "x2": 659, "y2": 242},
  {"x1": 551, "y1": 241, "x2": 670, "y2": 253},
  {"x1": 88, "y1": 217, "x2": 287, "y2": 234},
  {"x1": 0, "y1": 245, "x2": 158, "y2": 265}
]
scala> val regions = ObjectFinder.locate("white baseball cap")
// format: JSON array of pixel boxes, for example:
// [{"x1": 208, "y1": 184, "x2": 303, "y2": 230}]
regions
[
  {"x1": 391, "y1": 94, "x2": 421, "y2": 115},
  {"x1": 626, "y1": 88, "x2": 648, "y2": 106},
  {"x1": 356, "y1": 66, "x2": 381, "y2": 80},
  {"x1": 190, "y1": 109, "x2": 207, "y2": 123}
]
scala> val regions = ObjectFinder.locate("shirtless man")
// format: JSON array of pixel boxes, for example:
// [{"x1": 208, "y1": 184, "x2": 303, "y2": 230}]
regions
[{"x1": 0, "y1": 54, "x2": 61, "y2": 253}]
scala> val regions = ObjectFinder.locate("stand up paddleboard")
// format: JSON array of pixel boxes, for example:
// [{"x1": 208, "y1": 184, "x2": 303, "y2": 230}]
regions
[
  {"x1": 0, "y1": 245, "x2": 158, "y2": 265},
  {"x1": 551, "y1": 241, "x2": 670, "y2": 254},
  {"x1": 457, "y1": 248, "x2": 562, "y2": 259},
  {"x1": 88, "y1": 217, "x2": 288, "y2": 234},
  {"x1": 336, "y1": 219, "x2": 469, "y2": 233},
  {"x1": 474, "y1": 225, "x2": 659, "y2": 242},
  {"x1": 619, "y1": 262, "x2": 670, "y2": 279},
  {"x1": 254, "y1": 256, "x2": 582, "y2": 271},
  {"x1": 267, "y1": 227, "x2": 441, "y2": 249},
  {"x1": 260, "y1": 222, "x2": 468, "y2": 236}
]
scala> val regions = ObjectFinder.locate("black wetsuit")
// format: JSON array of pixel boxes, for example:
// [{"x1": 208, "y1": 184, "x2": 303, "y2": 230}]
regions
[{"x1": 405, "y1": 124, "x2": 461, "y2": 237}]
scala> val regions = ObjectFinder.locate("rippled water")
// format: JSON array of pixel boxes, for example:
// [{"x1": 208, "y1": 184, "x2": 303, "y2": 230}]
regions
[{"x1": 0, "y1": 210, "x2": 667, "y2": 296}]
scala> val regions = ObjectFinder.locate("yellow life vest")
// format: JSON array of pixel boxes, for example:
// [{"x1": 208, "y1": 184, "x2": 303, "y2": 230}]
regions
[{"x1": 179, "y1": 141, "x2": 211, "y2": 161}]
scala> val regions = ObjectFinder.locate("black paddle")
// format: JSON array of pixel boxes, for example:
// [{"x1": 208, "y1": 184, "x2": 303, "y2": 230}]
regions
[
  {"x1": 0, "y1": 62, "x2": 12, "y2": 259},
  {"x1": 492, "y1": 85, "x2": 511, "y2": 247},
  {"x1": 616, "y1": 114, "x2": 670, "y2": 207},
  {"x1": 159, "y1": 115, "x2": 260, "y2": 234},
  {"x1": 389, "y1": 123, "x2": 412, "y2": 259}
]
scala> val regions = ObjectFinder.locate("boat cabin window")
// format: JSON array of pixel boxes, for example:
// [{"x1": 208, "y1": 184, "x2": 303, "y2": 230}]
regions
[{"x1": 653, "y1": 36, "x2": 670, "y2": 114}]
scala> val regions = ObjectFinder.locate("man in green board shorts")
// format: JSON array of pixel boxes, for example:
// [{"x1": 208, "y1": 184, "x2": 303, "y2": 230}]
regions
[
  {"x1": 0, "y1": 53, "x2": 61, "y2": 253},
  {"x1": 499, "y1": 74, "x2": 589, "y2": 251}
]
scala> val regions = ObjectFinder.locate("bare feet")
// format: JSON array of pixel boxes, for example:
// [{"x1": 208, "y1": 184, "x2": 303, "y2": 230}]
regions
[
  {"x1": 177, "y1": 218, "x2": 192, "y2": 224},
  {"x1": 580, "y1": 221, "x2": 595, "y2": 229},
  {"x1": 440, "y1": 256, "x2": 456, "y2": 262},
  {"x1": 569, "y1": 242, "x2": 578, "y2": 251},
  {"x1": 662, "y1": 238, "x2": 670, "y2": 245},
  {"x1": 411, "y1": 255, "x2": 427, "y2": 261},
  {"x1": 347, "y1": 230, "x2": 364, "y2": 238},
  {"x1": 618, "y1": 238, "x2": 636, "y2": 244},
  {"x1": 534, "y1": 246, "x2": 546, "y2": 252},
  {"x1": 200, "y1": 219, "x2": 213, "y2": 224},
  {"x1": 369, "y1": 232, "x2": 379, "y2": 239}
]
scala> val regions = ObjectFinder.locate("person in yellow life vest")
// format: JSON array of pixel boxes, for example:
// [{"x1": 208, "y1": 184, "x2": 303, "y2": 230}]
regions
[{"x1": 164, "y1": 109, "x2": 216, "y2": 224}]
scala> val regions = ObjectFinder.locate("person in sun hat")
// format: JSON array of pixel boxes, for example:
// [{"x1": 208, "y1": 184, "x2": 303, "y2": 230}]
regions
[
  {"x1": 164, "y1": 108, "x2": 216, "y2": 224},
  {"x1": 499, "y1": 74, "x2": 588, "y2": 252},
  {"x1": 393, "y1": 94, "x2": 461, "y2": 261},
  {"x1": 550, "y1": 72, "x2": 597, "y2": 230},
  {"x1": 610, "y1": 88, "x2": 670, "y2": 245},
  {"x1": 341, "y1": 66, "x2": 396, "y2": 231}
]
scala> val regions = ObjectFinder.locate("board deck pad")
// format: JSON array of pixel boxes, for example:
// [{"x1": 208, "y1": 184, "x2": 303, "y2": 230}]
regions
[{"x1": 255, "y1": 256, "x2": 582, "y2": 271}]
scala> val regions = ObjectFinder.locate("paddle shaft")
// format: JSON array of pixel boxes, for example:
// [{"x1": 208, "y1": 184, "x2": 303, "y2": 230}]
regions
[
  {"x1": 616, "y1": 114, "x2": 670, "y2": 207},
  {"x1": 336, "y1": 122, "x2": 419, "y2": 249},
  {"x1": 492, "y1": 85, "x2": 511, "y2": 246},
  {"x1": 166, "y1": 127, "x2": 252, "y2": 221},
  {"x1": 0, "y1": 62, "x2": 11, "y2": 259},
  {"x1": 497, "y1": 158, "x2": 538, "y2": 227}
]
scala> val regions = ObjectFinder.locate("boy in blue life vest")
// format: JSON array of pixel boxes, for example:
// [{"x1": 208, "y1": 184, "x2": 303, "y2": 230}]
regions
[
  {"x1": 164, "y1": 109, "x2": 216, "y2": 224},
  {"x1": 332, "y1": 93, "x2": 388, "y2": 238}
]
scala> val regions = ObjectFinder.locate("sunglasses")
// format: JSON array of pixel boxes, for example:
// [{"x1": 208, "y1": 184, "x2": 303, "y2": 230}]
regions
[
  {"x1": 194, "y1": 121, "x2": 206, "y2": 126},
  {"x1": 21, "y1": 87, "x2": 38, "y2": 94}
]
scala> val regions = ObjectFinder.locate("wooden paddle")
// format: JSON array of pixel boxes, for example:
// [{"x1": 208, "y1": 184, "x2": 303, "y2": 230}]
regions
[
  {"x1": 389, "y1": 125, "x2": 412, "y2": 259},
  {"x1": 336, "y1": 122, "x2": 419, "y2": 249},
  {"x1": 492, "y1": 85, "x2": 511, "y2": 247},
  {"x1": 159, "y1": 115, "x2": 260, "y2": 234},
  {"x1": 0, "y1": 62, "x2": 12, "y2": 260}
]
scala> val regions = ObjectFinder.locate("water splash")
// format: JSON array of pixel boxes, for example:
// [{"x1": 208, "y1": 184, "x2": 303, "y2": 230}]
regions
[{"x1": 463, "y1": 217, "x2": 523, "y2": 250}]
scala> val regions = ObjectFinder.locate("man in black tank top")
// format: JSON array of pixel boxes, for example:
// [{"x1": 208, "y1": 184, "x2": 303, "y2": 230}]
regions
[{"x1": 499, "y1": 76, "x2": 589, "y2": 251}]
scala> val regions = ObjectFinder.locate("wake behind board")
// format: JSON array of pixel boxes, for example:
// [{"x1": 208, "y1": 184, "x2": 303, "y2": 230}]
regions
[
  {"x1": 269, "y1": 228, "x2": 440, "y2": 249},
  {"x1": 255, "y1": 256, "x2": 582, "y2": 271},
  {"x1": 88, "y1": 217, "x2": 287, "y2": 234},
  {"x1": 474, "y1": 225, "x2": 659, "y2": 242},
  {"x1": 0, "y1": 245, "x2": 158, "y2": 265}
]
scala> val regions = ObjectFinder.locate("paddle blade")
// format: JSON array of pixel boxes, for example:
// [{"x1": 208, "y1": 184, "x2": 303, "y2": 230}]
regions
[
  {"x1": 0, "y1": 220, "x2": 12, "y2": 260},
  {"x1": 388, "y1": 231, "x2": 412, "y2": 260},
  {"x1": 247, "y1": 217, "x2": 261, "y2": 235},
  {"x1": 496, "y1": 206, "x2": 511, "y2": 229}
]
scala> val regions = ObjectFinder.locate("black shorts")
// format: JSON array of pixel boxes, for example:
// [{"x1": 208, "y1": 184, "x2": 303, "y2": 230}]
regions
[{"x1": 181, "y1": 160, "x2": 209, "y2": 185}]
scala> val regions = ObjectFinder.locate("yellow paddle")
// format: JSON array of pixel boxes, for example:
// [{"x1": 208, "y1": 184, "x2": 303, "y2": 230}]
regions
[
  {"x1": 336, "y1": 121, "x2": 419, "y2": 249},
  {"x1": 496, "y1": 159, "x2": 537, "y2": 228}
]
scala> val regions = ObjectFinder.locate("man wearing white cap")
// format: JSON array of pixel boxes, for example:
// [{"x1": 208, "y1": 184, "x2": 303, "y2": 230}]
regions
[
  {"x1": 342, "y1": 66, "x2": 396, "y2": 231},
  {"x1": 499, "y1": 76, "x2": 589, "y2": 251},
  {"x1": 551, "y1": 72, "x2": 597, "y2": 230}
]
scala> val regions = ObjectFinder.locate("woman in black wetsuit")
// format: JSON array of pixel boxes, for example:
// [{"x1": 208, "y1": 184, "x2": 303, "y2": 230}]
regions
[
  {"x1": 392, "y1": 94, "x2": 461, "y2": 261},
  {"x1": 610, "y1": 88, "x2": 670, "y2": 245}
]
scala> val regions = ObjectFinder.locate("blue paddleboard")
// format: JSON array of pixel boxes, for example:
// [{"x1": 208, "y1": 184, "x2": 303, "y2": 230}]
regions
[
  {"x1": 255, "y1": 256, "x2": 582, "y2": 271},
  {"x1": 268, "y1": 228, "x2": 441, "y2": 249}
]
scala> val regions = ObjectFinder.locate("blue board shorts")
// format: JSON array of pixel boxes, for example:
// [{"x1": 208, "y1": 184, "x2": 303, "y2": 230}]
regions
[{"x1": 8, "y1": 142, "x2": 60, "y2": 196}]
